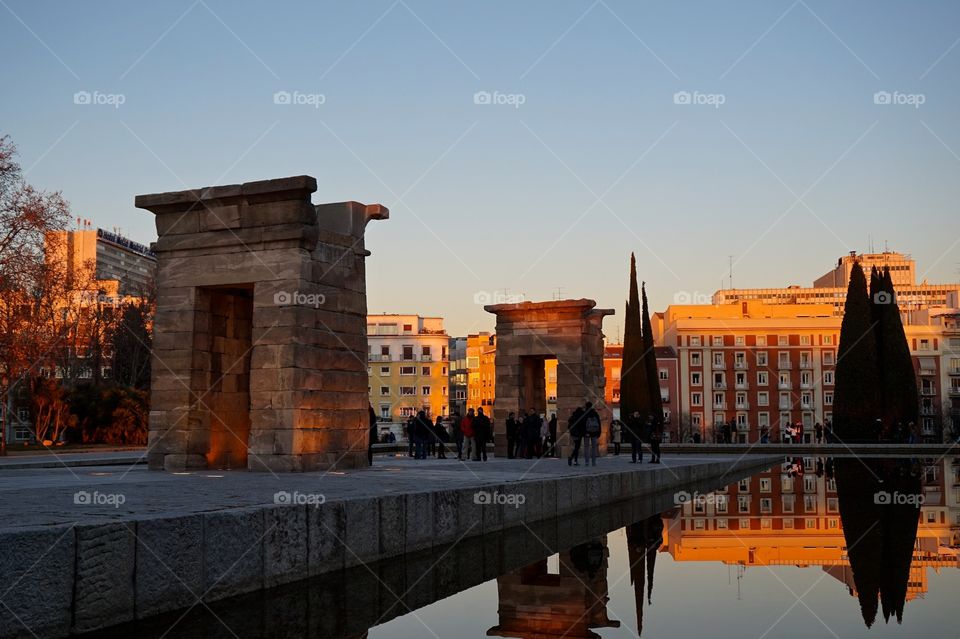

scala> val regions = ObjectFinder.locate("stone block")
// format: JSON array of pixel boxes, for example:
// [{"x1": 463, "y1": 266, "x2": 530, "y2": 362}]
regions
[
  {"x1": 343, "y1": 498, "x2": 379, "y2": 568},
  {"x1": 263, "y1": 505, "x2": 308, "y2": 587},
  {"x1": 203, "y1": 508, "x2": 265, "y2": 600},
  {"x1": 404, "y1": 492, "x2": 434, "y2": 552},
  {"x1": 72, "y1": 523, "x2": 136, "y2": 633},
  {"x1": 307, "y1": 500, "x2": 345, "y2": 575},
  {"x1": 134, "y1": 514, "x2": 204, "y2": 618},
  {"x1": 378, "y1": 494, "x2": 406, "y2": 557}
]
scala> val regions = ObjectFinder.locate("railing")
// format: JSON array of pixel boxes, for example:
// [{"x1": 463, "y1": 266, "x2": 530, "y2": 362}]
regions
[
  {"x1": 778, "y1": 382, "x2": 792, "y2": 390},
  {"x1": 778, "y1": 360, "x2": 793, "y2": 369},
  {"x1": 713, "y1": 382, "x2": 727, "y2": 390},
  {"x1": 734, "y1": 361, "x2": 748, "y2": 370},
  {"x1": 736, "y1": 402, "x2": 750, "y2": 410},
  {"x1": 712, "y1": 361, "x2": 726, "y2": 370},
  {"x1": 921, "y1": 388, "x2": 936, "y2": 396},
  {"x1": 368, "y1": 354, "x2": 393, "y2": 362},
  {"x1": 420, "y1": 355, "x2": 433, "y2": 362},
  {"x1": 735, "y1": 382, "x2": 749, "y2": 390}
]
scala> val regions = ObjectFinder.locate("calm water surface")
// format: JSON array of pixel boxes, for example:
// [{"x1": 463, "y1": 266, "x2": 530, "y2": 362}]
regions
[{"x1": 91, "y1": 456, "x2": 959, "y2": 638}]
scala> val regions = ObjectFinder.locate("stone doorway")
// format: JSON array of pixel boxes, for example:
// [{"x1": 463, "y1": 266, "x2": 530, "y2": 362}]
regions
[
  {"x1": 484, "y1": 299, "x2": 614, "y2": 459},
  {"x1": 200, "y1": 287, "x2": 253, "y2": 470}
]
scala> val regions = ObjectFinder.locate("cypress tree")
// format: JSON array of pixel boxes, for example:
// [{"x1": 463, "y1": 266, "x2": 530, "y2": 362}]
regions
[
  {"x1": 833, "y1": 262, "x2": 882, "y2": 441},
  {"x1": 621, "y1": 254, "x2": 649, "y2": 421},
  {"x1": 641, "y1": 283, "x2": 663, "y2": 426},
  {"x1": 874, "y1": 266, "x2": 918, "y2": 436}
]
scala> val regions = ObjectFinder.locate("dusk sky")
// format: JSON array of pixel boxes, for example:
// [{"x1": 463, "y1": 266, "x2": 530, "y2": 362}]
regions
[{"x1": 3, "y1": 0, "x2": 959, "y2": 336}]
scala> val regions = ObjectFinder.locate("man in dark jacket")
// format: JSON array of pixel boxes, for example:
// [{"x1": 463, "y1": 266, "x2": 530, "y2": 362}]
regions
[
  {"x1": 645, "y1": 414, "x2": 661, "y2": 463},
  {"x1": 473, "y1": 407, "x2": 491, "y2": 461},
  {"x1": 521, "y1": 408, "x2": 540, "y2": 459},
  {"x1": 625, "y1": 410, "x2": 643, "y2": 463},
  {"x1": 506, "y1": 412, "x2": 519, "y2": 459},
  {"x1": 414, "y1": 410, "x2": 431, "y2": 459},
  {"x1": 582, "y1": 401, "x2": 602, "y2": 466},
  {"x1": 567, "y1": 405, "x2": 585, "y2": 466}
]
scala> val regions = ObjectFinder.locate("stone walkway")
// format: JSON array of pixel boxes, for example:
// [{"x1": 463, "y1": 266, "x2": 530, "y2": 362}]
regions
[{"x1": 0, "y1": 454, "x2": 771, "y2": 530}]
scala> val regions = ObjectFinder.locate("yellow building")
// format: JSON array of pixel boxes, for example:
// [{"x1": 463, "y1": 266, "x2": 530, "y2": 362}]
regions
[
  {"x1": 466, "y1": 332, "x2": 496, "y2": 414},
  {"x1": 367, "y1": 314, "x2": 449, "y2": 421}
]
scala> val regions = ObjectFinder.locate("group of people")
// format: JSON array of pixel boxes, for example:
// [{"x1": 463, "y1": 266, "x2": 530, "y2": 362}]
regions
[
  {"x1": 400, "y1": 408, "x2": 494, "y2": 461},
  {"x1": 606, "y1": 409, "x2": 662, "y2": 464},
  {"x1": 505, "y1": 410, "x2": 558, "y2": 459}
]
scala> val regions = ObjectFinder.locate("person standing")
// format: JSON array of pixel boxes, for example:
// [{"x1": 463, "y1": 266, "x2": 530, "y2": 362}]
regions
[
  {"x1": 406, "y1": 415, "x2": 416, "y2": 457},
  {"x1": 625, "y1": 410, "x2": 643, "y2": 463},
  {"x1": 540, "y1": 414, "x2": 550, "y2": 458},
  {"x1": 521, "y1": 408, "x2": 539, "y2": 459},
  {"x1": 582, "y1": 402, "x2": 601, "y2": 467},
  {"x1": 610, "y1": 418, "x2": 622, "y2": 456},
  {"x1": 814, "y1": 422, "x2": 823, "y2": 444},
  {"x1": 451, "y1": 411, "x2": 464, "y2": 460},
  {"x1": 567, "y1": 406, "x2": 585, "y2": 466},
  {"x1": 548, "y1": 413, "x2": 558, "y2": 457},
  {"x1": 646, "y1": 415, "x2": 661, "y2": 463},
  {"x1": 506, "y1": 412, "x2": 519, "y2": 459},
  {"x1": 368, "y1": 404, "x2": 378, "y2": 466},
  {"x1": 474, "y1": 407, "x2": 491, "y2": 461},
  {"x1": 461, "y1": 409, "x2": 475, "y2": 461},
  {"x1": 434, "y1": 415, "x2": 448, "y2": 459},
  {"x1": 414, "y1": 410, "x2": 430, "y2": 459}
]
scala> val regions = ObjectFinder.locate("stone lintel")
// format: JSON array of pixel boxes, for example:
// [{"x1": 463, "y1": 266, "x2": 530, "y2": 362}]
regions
[{"x1": 135, "y1": 175, "x2": 318, "y2": 213}]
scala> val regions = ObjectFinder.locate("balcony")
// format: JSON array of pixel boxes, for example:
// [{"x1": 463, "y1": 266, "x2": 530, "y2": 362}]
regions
[
  {"x1": 920, "y1": 388, "x2": 936, "y2": 396},
  {"x1": 713, "y1": 382, "x2": 727, "y2": 390},
  {"x1": 368, "y1": 354, "x2": 393, "y2": 362},
  {"x1": 736, "y1": 401, "x2": 750, "y2": 410},
  {"x1": 919, "y1": 368, "x2": 937, "y2": 376},
  {"x1": 420, "y1": 355, "x2": 434, "y2": 362},
  {"x1": 779, "y1": 401, "x2": 792, "y2": 410},
  {"x1": 712, "y1": 360, "x2": 726, "y2": 370},
  {"x1": 735, "y1": 382, "x2": 749, "y2": 390},
  {"x1": 734, "y1": 361, "x2": 748, "y2": 370},
  {"x1": 801, "y1": 401, "x2": 814, "y2": 410},
  {"x1": 778, "y1": 382, "x2": 792, "y2": 390},
  {"x1": 800, "y1": 360, "x2": 813, "y2": 370},
  {"x1": 778, "y1": 360, "x2": 793, "y2": 370},
  {"x1": 949, "y1": 387, "x2": 960, "y2": 397},
  {"x1": 920, "y1": 406, "x2": 936, "y2": 416},
  {"x1": 714, "y1": 401, "x2": 727, "y2": 410}
]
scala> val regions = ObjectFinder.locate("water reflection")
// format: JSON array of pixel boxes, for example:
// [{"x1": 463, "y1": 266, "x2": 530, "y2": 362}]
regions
[{"x1": 84, "y1": 457, "x2": 960, "y2": 638}]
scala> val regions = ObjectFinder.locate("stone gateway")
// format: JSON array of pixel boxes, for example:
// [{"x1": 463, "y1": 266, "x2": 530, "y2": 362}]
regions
[{"x1": 136, "y1": 175, "x2": 387, "y2": 472}]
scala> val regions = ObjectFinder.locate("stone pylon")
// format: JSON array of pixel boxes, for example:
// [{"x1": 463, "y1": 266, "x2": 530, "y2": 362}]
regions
[{"x1": 136, "y1": 176, "x2": 387, "y2": 472}]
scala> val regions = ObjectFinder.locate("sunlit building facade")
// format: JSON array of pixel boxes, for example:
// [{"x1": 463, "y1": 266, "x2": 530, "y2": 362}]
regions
[
  {"x1": 466, "y1": 332, "x2": 496, "y2": 414},
  {"x1": 366, "y1": 314, "x2": 449, "y2": 421}
]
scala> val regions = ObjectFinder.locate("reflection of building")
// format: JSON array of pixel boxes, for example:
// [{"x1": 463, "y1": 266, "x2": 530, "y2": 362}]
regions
[
  {"x1": 366, "y1": 314, "x2": 449, "y2": 420},
  {"x1": 663, "y1": 457, "x2": 960, "y2": 606},
  {"x1": 466, "y1": 332, "x2": 496, "y2": 414},
  {"x1": 488, "y1": 537, "x2": 620, "y2": 638}
]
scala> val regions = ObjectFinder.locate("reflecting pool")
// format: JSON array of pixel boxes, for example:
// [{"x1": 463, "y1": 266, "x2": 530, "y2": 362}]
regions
[{"x1": 86, "y1": 456, "x2": 959, "y2": 638}]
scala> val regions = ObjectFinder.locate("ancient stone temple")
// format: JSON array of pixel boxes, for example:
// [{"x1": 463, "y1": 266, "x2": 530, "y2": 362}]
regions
[
  {"x1": 136, "y1": 176, "x2": 387, "y2": 472},
  {"x1": 484, "y1": 299, "x2": 613, "y2": 458}
]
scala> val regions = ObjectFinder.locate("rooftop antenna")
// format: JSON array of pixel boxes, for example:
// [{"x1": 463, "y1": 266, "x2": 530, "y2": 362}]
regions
[
  {"x1": 728, "y1": 255, "x2": 734, "y2": 290},
  {"x1": 553, "y1": 286, "x2": 565, "y2": 301}
]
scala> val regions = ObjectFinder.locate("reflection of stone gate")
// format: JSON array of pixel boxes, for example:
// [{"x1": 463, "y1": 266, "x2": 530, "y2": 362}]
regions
[
  {"x1": 484, "y1": 300, "x2": 613, "y2": 458},
  {"x1": 136, "y1": 175, "x2": 387, "y2": 472}
]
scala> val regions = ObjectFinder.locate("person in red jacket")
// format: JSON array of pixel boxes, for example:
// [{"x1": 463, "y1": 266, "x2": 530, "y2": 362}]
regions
[{"x1": 461, "y1": 408, "x2": 476, "y2": 461}]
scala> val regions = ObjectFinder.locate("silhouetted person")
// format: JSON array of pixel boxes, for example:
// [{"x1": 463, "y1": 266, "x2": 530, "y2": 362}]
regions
[
  {"x1": 451, "y1": 411, "x2": 463, "y2": 459},
  {"x1": 434, "y1": 415, "x2": 448, "y2": 459},
  {"x1": 505, "y1": 412, "x2": 519, "y2": 459},
  {"x1": 474, "y1": 407, "x2": 491, "y2": 461},
  {"x1": 521, "y1": 408, "x2": 540, "y2": 459},
  {"x1": 645, "y1": 415, "x2": 661, "y2": 463},
  {"x1": 567, "y1": 405, "x2": 585, "y2": 466},
  {"x1": 548, "y1": 413, "x2": 558, "y2": 457},
  {"x1": 626, "y1": 410, "x2": 643, "y2": 463},
  {"x1": 583, "y1": 401, "x2": 601, "y2": 466},
  {"x1": 368, "y1": 404, "x2": 378, "y2": 465}
]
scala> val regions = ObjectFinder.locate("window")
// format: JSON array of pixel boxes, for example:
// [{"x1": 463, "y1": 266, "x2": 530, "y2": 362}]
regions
[
  {"x1": 758, "y1": 412, "x2": 769, "y2": 427},
  {"x1": 823, "y1": 335, "x2": 834, "y2": 345},
  {"x1": 757, "y1": 352, "x2": 768, "y2": 367},
  {"x1": 421, "y1": 366, "x2": 430, "y2": 376},
  {"x1": 400, "y1": 386, "x2": 416, "y2": 396},
  {"x1": 380, "y1": 386, "x2": 390, "y2": 396},
  {"x1": 800, "y1": 335, "x2": 811, "y2": 345},
  {"x1": 738, "y1": 495, "x2": 750, "y2": 513},
  {"x1": 380, "y1": 366, "x2": 390, "y2": 375},
  {"x1": 739, "y1": 479, "x2": 750, "y2": 491},
  {"x1": 757, "y1": 371, "x2": 768, "y2": 386},
  {"x1": 823, "y1": 371, "x2": 834, "y2": 385},
  {"x1": 716, "y1": 495, "x2": 728, "y2": 513},
  {"x1": 612, "y1": 367, "x2": 621, "y2": 380},
  {"x1": 805, "y1": 518, "x2": 817, "y2": 529},
  {"x1": 403, "y1": 323, "x2": 413, "y2": 332},
  {"x1": 919, "y1": 339, "x2": 931, "y2": 351},
  {"x1": 659, "y1": 369, "x2": 668, "y2": 380},
  {"x1": 692, "y1": 413, "x2": 702, "y2": 427},
  {"x1": 690, "y1": 336, "x2": 701, "y2": 347},
  {"x1": 734, "y1": 352, "x2": 746, "y2": 368},
  {"x1": 422, "y1": 386, "x2": 431, "y2": 395},
  {"x1": 759, "y1": 478, "x2": 771, "y2": 492},
  {"x1": 717, "y1": 518, "x2": 729, "y2": 529},
  {"x1": 713, "y1": 352, "x2": 724, "y2": 367},
  {"x1": 778, "y1": 352, "x2": 791, "y2": 367},
  {"x1": 758, "y1": 391, "x2": 769, "y2": 406},
  {"x1": 824, "y1": 392, "x2": 833, "y2": 405},
  {"x1": 757, "y1": 336, "x2": 767, "y2": 347},
  {"x1": 778, "y1": 336, "x2": 789, "y2": 346},
  {"x1": 380, "y1": 345, "x2": 390, "y2": 357},
  {"x1": 400, "y1": 406, "x2": 416, "y2": 417},
  {"x1": 400, "y1": 366, "x2": 416, "y2": 375},
  {"x1": 736, "y1": 336, "x2": 745, "y2": 345},
  {"x1": 739, "y1": 518, "x2": 751, "y2": 529},
  {"x1": 760, "y1": 498, "x2": 772, "y2": 513},
  {"x1": 713, "y1": 336, "x2": 723, "y2": 346},
  {"x1": 691, "y1": 392, "x2": 703, "y2": 406},
  {"x1": 782, "y1": 495, "x2": 795, "y2": 513},
  {"x1": 402, "y1": 345, "x2": 414, "y2": 360},
  {"x1": 823, "y1": 351, "x2": 835, "y2": 366},
  {"x1": 691, "y1": 372, "x2": 702, "y2": 386},
  {"x1": 804, "y1": 495, "x2": 817, "y2": 512},
  {"x1": 690, "y1": 352, "x2": 702, "y2": 366}
]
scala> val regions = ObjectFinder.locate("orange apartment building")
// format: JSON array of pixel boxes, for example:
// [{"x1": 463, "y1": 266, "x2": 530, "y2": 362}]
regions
[{"x1": 466, "y1": 332, "x2": 496, "y2": 415}]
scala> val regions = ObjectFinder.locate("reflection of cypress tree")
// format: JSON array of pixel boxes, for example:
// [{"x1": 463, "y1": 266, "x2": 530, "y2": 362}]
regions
[
  {"x1": 833, "y1": 262, "x2": 881, "y2": 441},
  {"x1": 874, "y1": 267, "x2": 919, "y2": 436},
  {"x1": 835, "y1": 458, "x2": 922, "y2": 627},
  {"x1": 641, "y1": 283, "x2": 662, "y2": 425},
  {"x1": 625, "y1": 515, "x2": 664, "y2": 636},
  {"x1": 621, "y1": 254, "x2": 649, "y2": 420}
]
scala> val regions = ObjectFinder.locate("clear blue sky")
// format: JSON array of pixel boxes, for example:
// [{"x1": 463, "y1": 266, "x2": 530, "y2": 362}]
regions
[{"x1": 3, "y1": 0, "x2": 958, "y2": 336}]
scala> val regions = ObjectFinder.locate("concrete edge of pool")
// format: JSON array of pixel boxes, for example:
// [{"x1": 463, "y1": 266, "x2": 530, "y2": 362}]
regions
[{"x1": 0, "y1": 455, "x2": 780, "y2": 638}]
